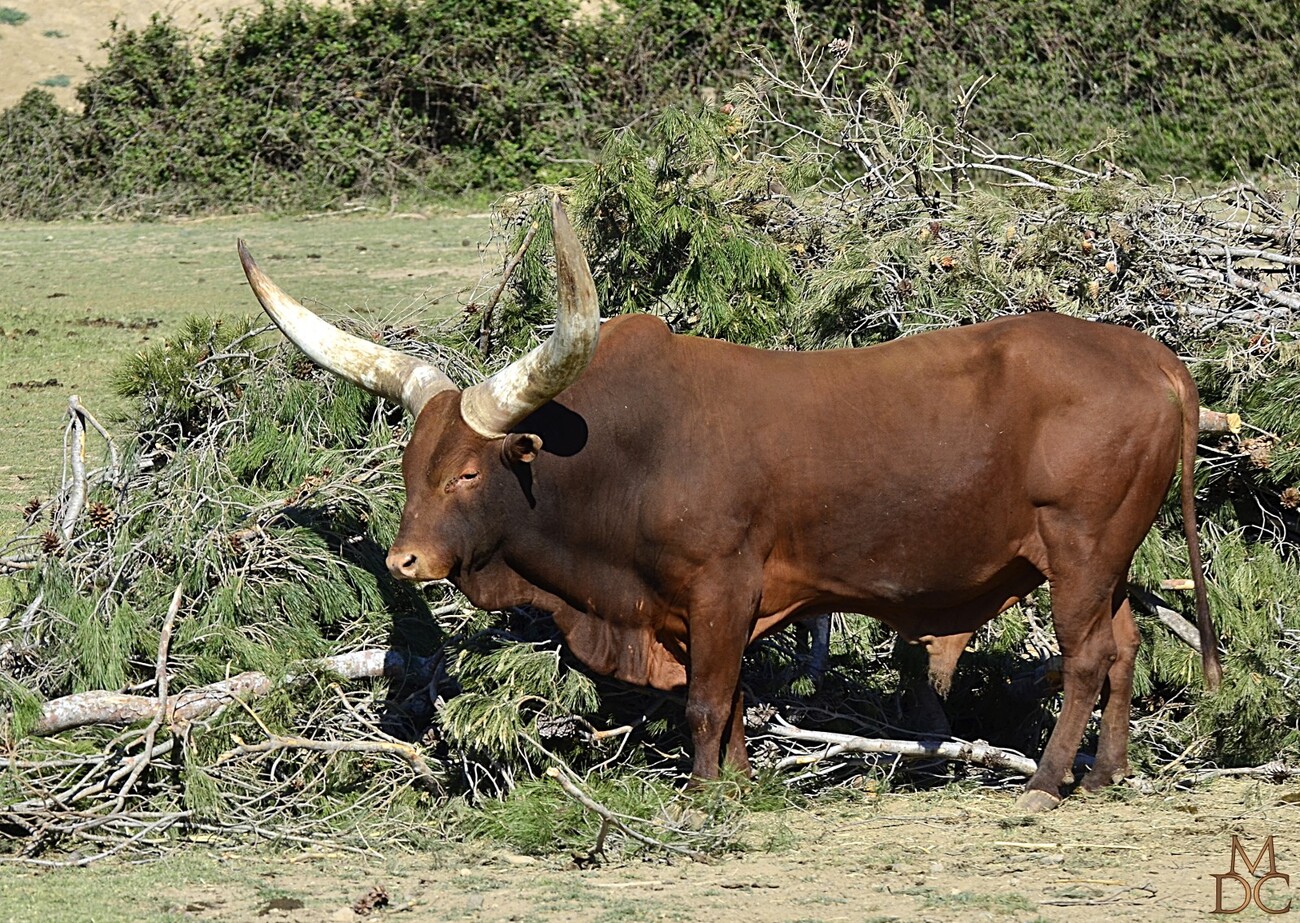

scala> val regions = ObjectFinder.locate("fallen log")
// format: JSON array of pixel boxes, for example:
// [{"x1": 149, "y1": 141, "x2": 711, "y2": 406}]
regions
[
  {"x1": 31, "y1": 649, "x2": 438, "y2": 737},
  {"x1": 766, "y1": 716, "x2": 1039, "y2": 776}
]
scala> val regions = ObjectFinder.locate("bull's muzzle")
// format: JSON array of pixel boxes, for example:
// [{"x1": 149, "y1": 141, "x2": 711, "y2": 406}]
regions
[{"x1": 385, "y1": 546, "x2": 443, "y2": 582}]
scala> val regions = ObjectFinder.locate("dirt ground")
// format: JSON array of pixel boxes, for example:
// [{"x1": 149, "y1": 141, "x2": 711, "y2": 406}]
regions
[
  {"x1": 3, "y1": 777, "x2": 1297, "y2": 922},
  {"x1": 0, "y1": 1, "x2": 330, "y2": 111}
]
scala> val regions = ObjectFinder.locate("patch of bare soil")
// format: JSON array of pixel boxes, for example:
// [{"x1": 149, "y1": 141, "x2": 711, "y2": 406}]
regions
[
  {"x1": 0, "y1": 1, "x2": 325, "y2": 111},
  {"x1": 157, "y1": 779, "x2": 1300, "y2": 922}
]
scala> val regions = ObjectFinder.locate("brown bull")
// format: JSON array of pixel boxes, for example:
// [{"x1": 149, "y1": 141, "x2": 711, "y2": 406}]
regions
[{"x1": 238, "y1": 201, "x2": 1221, "y2": 811}]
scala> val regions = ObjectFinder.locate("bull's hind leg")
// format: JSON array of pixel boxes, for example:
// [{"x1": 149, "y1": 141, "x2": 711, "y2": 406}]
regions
[
  {"x1": 1019, "y1": 573, "x2": 1122, "y2": 812},
  {"x1": 901, "y1": 631, "x2": 974, "y2": 737},
  {"x1": 1083, "y1": 592, "x2": 1139, "y2": 791}
]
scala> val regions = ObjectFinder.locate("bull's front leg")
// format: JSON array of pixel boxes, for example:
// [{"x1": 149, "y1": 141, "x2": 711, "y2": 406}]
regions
[
  {"x1": 723, "y1": 683, "x2": 751, "y2": 776},
  {"x1": 684, "y1": 601, "x2": 754, "y2": 783}
]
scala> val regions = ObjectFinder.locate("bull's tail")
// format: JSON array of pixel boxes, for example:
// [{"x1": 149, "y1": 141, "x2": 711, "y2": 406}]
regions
[{"x1": 1177, "y1": 372, "x2": 1223, "y2": 690}]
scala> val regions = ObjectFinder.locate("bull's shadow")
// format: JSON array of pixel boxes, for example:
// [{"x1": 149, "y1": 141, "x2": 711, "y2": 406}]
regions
[
  {"x1": 433, "y1": 607, "x2": 1065, "y2": 787},
  {"x1": 275, "y1": 500, "x2": 451, "y2": 739}
]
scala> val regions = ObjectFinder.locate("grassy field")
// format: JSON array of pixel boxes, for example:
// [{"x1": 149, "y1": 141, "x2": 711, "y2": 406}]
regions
[{"x1": 0, "y1": 207, "x2": 497, "y2": 539}]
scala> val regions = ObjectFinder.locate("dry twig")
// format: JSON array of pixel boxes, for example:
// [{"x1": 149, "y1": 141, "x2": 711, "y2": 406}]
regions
[
  {"x1": 765, "y1": 716, "x2": 1039, "y2": 777},
  {"x1": 544, "y1": 766, "x2": 715, "y2": 864},
  {"x1": 479, "y1": 218, "x2": 541, "y2": 356}
]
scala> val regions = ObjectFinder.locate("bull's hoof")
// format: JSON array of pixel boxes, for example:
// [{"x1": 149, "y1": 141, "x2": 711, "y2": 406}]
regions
[
  {"x1": 1080, "y1": 767, "x2": 1127, "y2": 794},
  {"x1": 1015, "y1": 789, "x2": 1062, "y2": 813}
]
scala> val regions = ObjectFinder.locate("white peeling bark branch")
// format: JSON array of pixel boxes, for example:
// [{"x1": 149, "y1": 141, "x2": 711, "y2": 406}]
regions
[
  {"x1": 58, "y1": 396, "x2": 88, "y2": 542},
  {"x1": 31, "y1": 648, "x2": 438, "y2": 736},
  {"x1": 68, "y1": 394, "x2": 120, "y2": 483},
  {"x1": 767, "y1": 717, "x2": 1038, "y2": 777},
  {"x1": 1130, "y1": 587, "x2": 1202, "y2": 653}
]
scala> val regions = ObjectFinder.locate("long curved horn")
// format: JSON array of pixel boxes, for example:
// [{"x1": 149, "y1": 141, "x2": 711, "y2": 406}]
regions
[
  {"x1": 459, "y1": 199, "x2": 600, "y2": 437},
  {"x1": 238, "y1": 241, "x2": 457, "y2": 417}
]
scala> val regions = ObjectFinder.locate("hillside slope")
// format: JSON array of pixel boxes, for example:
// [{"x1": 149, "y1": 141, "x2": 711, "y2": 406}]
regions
[{"x1": 0, "y1": 1, "x2": 322, "y2": 110}]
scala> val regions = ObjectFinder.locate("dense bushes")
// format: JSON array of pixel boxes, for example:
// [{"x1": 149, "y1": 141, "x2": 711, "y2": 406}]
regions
[{"x1": 1, "y1": 0, "x2": 1297, "y2": 217}]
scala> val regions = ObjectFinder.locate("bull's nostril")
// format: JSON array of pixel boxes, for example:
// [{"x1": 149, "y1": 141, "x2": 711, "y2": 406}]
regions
[{"x1": 386, "y1": 548, "x2": 422, "y2": 579}]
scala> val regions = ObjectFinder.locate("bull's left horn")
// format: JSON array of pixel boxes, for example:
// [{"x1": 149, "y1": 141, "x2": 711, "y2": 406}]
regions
[
  {"x1": 458, "y1": 199, "x2": 600, "y2": 437},
  {"x1": 238, "y1": 240, "x2": 457, "y2": 417}
]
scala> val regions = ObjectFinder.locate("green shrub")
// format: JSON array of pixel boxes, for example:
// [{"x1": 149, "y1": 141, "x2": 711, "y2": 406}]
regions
[
  {"x1": 0, "y1": 90, "x2": 87, "y2": 219},
  {"x1": 2, "y1": 0, "x2": 1297, "y2": 217}
]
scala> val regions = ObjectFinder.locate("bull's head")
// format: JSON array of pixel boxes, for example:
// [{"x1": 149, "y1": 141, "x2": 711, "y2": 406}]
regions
[{"x1": 237, "y1": 200, "x2": 599, "y2": 582}]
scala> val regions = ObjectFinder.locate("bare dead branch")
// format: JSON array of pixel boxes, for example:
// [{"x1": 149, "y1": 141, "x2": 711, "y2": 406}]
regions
[
  {"x1": 0, "y1": 555, "x2": 38, "y2": 573},
  {"x1": 544, "y1": 766, "x2": 715, "y2": 864},
  {"x1": 1130, "y1": 587, "x2": 1203, "y2": 654},
  {"x1": 32, "y1": 649, "x2": 438, "y2": 736},
  {"x1": 766, "y1": 717, "x2": 1039, "y2": 776},
  {"x1": 1190, "y1": 760, "x2": 1297, "y2": 782},
  {"x1": 217, "y1": 734, "x2": 439, "y2": 787},
  {"x1": 68, "y1": 395, "x2": 119, "y2": 483},
  {"x1": 1163, "y1": 262, "x2": 1300, "y2": 313},
  {"x1": 58, "y1": 396, "x2": 88, "y2": 542},
  {"x1": 479, "y1": 218, "x2": 541, "y2": 357}
]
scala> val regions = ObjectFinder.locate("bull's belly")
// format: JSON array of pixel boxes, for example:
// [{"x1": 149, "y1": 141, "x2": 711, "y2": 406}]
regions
[{"x1": 751, "y1": 554, "x2": 1044, "y2": 642}]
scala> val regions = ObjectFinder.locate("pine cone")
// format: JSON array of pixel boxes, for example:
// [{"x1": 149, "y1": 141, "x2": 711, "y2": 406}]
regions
[
  {"x1": 228, "y1": 528, "x2": 257, "y2": 556},
  {"x1": 289, "y1": 355, "x2": 316, "y2": 380},
  {"x1": 22, "y1": 497, "x2": 42, "y2": 522},
  {"x1": 87, "y1": 501, "x2": 115, "y2": 529},
  {"x1": 1242, "y1": 437, "x2": 1273, "y2": 470},
  {"x1": 1281, "y1": 487, "x2": 1300, "y2": 510},
  {"x1": 40, "y1": 530, "x2": 61, "y2": 555},
  {"x1": 353, "y1": 886, "x2": 389, "y2": 916}
]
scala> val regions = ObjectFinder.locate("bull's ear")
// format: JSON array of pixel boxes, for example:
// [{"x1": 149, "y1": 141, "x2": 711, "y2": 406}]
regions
[{"x1": 502, "y1": 433, "x2": 543, "y2": 465}]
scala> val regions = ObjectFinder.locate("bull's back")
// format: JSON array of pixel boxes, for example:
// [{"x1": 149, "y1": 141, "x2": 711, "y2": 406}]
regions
[{"x1": 549, "y1": 312, "x2": 1187, "y2": 614}]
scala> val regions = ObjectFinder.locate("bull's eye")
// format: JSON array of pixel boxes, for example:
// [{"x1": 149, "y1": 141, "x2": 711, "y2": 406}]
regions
[{"x1": 444, "y1": 470, "x2": 479, "y2": 493}]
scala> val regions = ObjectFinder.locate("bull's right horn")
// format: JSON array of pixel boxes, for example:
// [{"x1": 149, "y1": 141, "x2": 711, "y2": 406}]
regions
[
  {"x1": 458, "y1": 199, "x2": 600, "y2": 437},
  {"x1": 238, "y1": 241, "x2": 457, "y2": 417}
]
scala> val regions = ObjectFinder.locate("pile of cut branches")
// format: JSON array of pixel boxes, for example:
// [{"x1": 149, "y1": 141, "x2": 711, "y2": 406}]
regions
[{"x1": 497, "y1": 8, "x2": 1300, "y2": 778}]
